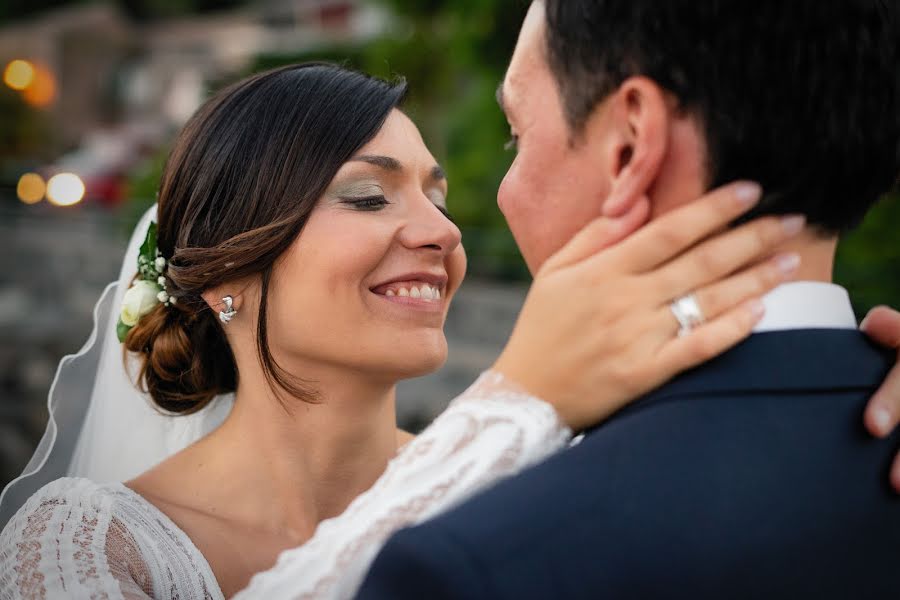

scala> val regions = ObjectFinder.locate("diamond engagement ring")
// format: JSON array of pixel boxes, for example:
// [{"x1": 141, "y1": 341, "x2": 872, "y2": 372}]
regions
[{"x1": 669, "y1": 293, "x2": 705, "y2": 336}]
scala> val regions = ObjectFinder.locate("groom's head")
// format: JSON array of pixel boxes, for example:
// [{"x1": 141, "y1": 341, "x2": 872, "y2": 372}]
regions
[{"x1": 498, "y1": 0, "x2": 900, "y2": 272}]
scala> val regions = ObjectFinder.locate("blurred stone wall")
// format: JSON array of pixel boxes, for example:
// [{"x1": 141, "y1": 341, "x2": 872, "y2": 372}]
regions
[
  {"x1": 0, "y1": 197, "x2": 526, "y2": 489},
  {"x1": 1, "y1": 200, "x2": 127, "y2": 488}
]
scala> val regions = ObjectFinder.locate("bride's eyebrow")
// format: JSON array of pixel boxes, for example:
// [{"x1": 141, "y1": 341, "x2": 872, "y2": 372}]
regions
[{"x1": 350, "y1": 154, "x2": 446, "y2": 184}]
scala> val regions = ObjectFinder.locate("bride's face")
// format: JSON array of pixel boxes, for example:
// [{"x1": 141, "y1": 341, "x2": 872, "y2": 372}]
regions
[{"x1": 264, "y1": 110, "x2": 466, "y2": 380}]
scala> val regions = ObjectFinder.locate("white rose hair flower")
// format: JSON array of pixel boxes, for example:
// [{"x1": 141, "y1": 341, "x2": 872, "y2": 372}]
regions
[
  {"x1": 117, "y1": 222, "x2": 174, "y2": 342},
  {"x1": 121, "y1": 280, "x2": 162, "y2": 327}
]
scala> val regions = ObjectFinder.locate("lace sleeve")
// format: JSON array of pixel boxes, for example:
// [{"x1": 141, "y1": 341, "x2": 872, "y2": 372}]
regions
[
  {"x1": 0, "y1": 479, "x2": 152, "y2": 600},
  {"x1": 235, "y1": 370, "x2": 572, "y2": 600}
]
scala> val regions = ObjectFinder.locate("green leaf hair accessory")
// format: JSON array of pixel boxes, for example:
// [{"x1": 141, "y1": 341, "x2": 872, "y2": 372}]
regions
[{"x1": 117, "y1": 222, "x2": 174, "y2": 343}]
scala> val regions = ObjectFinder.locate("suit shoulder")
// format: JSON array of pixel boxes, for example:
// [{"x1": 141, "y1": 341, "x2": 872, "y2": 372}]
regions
[{"x1": 359, "y1": 521, "x2": 490, "y2": 599}]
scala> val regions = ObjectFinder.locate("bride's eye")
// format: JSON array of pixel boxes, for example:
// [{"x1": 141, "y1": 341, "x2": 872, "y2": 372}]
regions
[{"x1": 343, "y1": 195, "x2": 389, "y2": 211}]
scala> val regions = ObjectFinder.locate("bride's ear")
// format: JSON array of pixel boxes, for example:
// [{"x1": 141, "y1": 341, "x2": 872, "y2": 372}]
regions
[{"x1": 598, "y1": 77, "x2": 669, "y2": 218}]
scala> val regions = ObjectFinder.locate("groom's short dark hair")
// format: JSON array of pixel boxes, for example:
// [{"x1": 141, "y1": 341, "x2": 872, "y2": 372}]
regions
[{"x1": 544, "y1": 0, "x2": 900, "y2": 233}]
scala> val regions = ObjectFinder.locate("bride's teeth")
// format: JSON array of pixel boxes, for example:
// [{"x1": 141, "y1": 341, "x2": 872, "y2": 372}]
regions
[{"x1": 381, "y1": 283, "x2": 443, "y2": 301}]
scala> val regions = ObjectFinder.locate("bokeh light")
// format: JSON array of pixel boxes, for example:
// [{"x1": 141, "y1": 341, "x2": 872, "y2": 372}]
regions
[
  {"x1": 46, "y1": 173, "x2": 85, "y2": 207},
  {"x1": 3, "y1": 60, "x2": 35, "y2": 91},
  {"x1": 21, "y1": 64, "x2": 56, "y2": 108},
  {"x1": 16, "y1": 173, "x2": 46, "y2": 204}
]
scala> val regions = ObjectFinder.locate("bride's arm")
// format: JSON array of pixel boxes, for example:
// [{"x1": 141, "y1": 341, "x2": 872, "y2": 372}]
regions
[
  {"x1": 234, "y1": 183, "x2": 804, "y2": 599},
  {"x1": 0, "y1": 479, "x2": 152, "y2": 600}
]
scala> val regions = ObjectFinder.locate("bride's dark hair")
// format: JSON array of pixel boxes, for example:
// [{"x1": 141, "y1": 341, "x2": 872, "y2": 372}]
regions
[{"x1": 124, "y1": 63, "x2": 408, "y2": 414}]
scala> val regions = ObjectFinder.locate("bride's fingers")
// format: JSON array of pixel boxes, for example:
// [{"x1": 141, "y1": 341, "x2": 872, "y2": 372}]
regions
[
  {"x1": 542, "y1": 196, "x2": 651, "y2": 273},
  {"x1": 860, "y1": 305, "x2": 900, "y2": 350},
  {"x1": 604, "y1": 181, "x2": 762, "y2": 274},
  {"x1": 654, "y1": 298, "x2": 767, "y2": 377},
  {"x1": 649, "y1": 215, "x2": 805, "y2": 302},
  {"x1": 653, "y1": 252, "x2": 800, "y2": 341}
]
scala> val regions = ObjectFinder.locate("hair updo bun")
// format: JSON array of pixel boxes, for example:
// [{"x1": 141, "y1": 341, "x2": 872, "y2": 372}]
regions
[
  {"x1": 124, "y1": 298, "x2": 235, "y2": 414},
  {"x1": 124, "y1": 63, "x2": 407, "y2": 413}
]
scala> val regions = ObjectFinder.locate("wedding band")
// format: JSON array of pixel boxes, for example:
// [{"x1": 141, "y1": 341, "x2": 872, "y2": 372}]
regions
[{"x1": 670, "y1": 293, "x2": 705, "y2": 336}]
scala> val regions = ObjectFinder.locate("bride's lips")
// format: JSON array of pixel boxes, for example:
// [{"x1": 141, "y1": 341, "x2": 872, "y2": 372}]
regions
[{"x1": 370, "y1": 272, "x2": 448, "y2": 312}]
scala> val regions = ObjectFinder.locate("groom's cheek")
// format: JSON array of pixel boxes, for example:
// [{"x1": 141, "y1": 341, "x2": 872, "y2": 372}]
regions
[{"x1": 497, "y1": 165, "x2": 541, "y2": 263}]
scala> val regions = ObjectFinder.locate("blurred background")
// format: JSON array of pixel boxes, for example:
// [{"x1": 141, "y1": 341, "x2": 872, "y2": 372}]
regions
[{"x1": 1, "y1": 0, "x2": 898, "y2": 490}]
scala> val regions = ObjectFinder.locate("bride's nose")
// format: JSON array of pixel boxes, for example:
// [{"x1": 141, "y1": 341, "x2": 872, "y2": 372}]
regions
[{"x1": 397, "y1": 198, "x2": 462, "y2": 255}]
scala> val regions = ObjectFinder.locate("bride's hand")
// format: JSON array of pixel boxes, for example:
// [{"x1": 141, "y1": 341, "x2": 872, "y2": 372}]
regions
[
  {"x1": 494, "y1": 182, "x2": 804, "y2": 431},
  {"x1": 860, "y1": 306, "x2": 900, "y2": 492}
]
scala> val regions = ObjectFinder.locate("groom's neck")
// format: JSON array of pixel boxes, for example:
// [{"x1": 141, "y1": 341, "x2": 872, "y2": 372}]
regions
[{"x1": 647, "y1": 173, "x2": 839, "y2": 283}]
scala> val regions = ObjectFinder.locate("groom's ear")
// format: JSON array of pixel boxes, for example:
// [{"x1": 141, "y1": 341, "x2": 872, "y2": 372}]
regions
[{"x1": 597, "y1": 76, "x2": 670, "y2": 218}]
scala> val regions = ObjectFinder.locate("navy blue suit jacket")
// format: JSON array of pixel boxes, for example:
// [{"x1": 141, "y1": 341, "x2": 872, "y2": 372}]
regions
[{"x1": 358, "y1": 331, "x2": 900, "y2": 599}]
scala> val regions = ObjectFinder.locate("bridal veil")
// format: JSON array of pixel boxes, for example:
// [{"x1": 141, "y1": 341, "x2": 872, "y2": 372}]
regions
[{"x1": 0, "y1": 205, "x2": 233, "y2": 529}]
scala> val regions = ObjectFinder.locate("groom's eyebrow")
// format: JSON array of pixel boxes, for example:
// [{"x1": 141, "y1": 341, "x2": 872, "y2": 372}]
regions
[{"x1": 351, "y1": 155, "x2": 446, "y2": 183}]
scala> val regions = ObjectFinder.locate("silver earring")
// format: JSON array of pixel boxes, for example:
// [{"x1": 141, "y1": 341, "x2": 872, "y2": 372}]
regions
[{"x1": 218, "y1": 295, "x2": 237, "y2": 323}]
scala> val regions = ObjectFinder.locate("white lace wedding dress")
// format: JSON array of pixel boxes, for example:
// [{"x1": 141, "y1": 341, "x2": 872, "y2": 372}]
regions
[{"x1": 0, "y1": 372, "x2": 572, "y2": 600}]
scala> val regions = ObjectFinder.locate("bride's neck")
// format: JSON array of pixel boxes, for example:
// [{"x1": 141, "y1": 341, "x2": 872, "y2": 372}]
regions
[{"x1": 192, "y1": 363, "x2": 399, "y2": 538}]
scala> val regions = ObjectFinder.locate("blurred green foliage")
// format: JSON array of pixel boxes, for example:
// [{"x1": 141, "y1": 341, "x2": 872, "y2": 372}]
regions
[{"x1": 835, "y1": 192, "x2": 900, "y2": 318}]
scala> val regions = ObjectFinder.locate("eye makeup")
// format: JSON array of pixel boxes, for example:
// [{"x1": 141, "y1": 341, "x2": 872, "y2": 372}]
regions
[
  {"x1": 343, "y1": 195, "x2": 389, "y2": 211},
  {"x1": 331, "y1": 179, "x2": 386, "y2": 200}
]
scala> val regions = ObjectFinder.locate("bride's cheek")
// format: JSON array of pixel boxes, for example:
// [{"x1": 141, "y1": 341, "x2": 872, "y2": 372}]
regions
[
  {"x1": 449, "y1": 246, "x2": 468, "y2": 300},
  {"x1": 285, "y1": 228, "x2": 390, "y2": 362}
]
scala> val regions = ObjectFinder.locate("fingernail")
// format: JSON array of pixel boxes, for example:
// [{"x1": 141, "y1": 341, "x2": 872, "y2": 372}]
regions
[
  {"x1": 747, "y1": 299, "x2": 765, "y2": 321},
  {"x1": 774, "y1": 253, "x2": 801, "y2": 276},
  {"x1": 871, "y1": 406, "x2": 892, "y2": 436},
  {"x1": 859, "y1": 313, "x2": 872, "y2": 331},
  {"x1": 734, "y1": 182, "x2": 762, "y2": 207},
  {"x1": 781, "y1": 215, "x2": 806, "y2": 235}
]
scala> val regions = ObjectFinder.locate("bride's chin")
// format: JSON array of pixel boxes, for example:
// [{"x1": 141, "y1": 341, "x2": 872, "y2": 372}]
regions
[
  {"x1": 403, "y1": 356, "x2": 448, "y2": 379},
  {"x1": 382, "y1": 343, "x2": 449, "y2": 380}
]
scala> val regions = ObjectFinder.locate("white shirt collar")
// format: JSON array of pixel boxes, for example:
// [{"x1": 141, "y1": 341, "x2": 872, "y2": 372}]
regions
[{"x1": 753, "y1": 281, "x2": 857, "y2": 333}]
